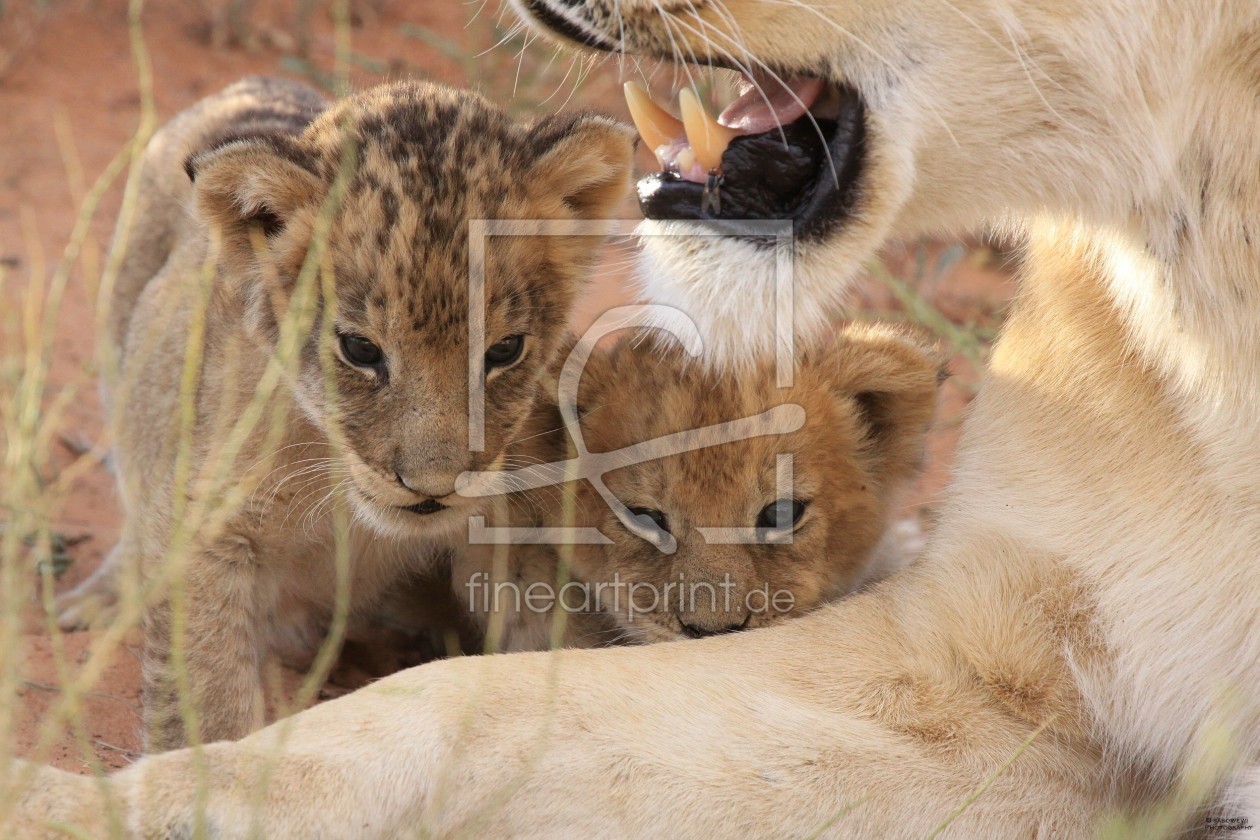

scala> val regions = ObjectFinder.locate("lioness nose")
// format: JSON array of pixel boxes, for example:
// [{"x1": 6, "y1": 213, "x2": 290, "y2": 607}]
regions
[{"x1": 678, "y1": 613, "x2": 750, "y2": 639}]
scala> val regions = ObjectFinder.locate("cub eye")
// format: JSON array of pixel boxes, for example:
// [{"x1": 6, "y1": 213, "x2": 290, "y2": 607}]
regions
[
  {"x1": 485, "y1": 334, "x2": 526, "y2": 370},
  {"x1": 756, "y1": 498, "x2": 807, "y2": 530},
  {"x1": 627, "y1": 506, "x2": 670, "y2": 535},
  {"x1": 339, "y1": 333, "x2": 383, "y2": 368}
]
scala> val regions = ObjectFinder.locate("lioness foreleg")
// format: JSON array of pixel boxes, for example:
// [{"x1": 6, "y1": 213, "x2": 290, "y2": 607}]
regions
[{"x1": 8, "y1": 575, "x2": 1111, "y2": 838}]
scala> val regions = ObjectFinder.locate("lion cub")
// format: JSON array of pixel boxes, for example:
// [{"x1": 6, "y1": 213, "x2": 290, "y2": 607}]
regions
[
  {"x1": 95, "y1": 77, "x2": 633, "y2": 750},
  {"x1": 451, "y1": 323, "x2": 942, "y2": 648}
]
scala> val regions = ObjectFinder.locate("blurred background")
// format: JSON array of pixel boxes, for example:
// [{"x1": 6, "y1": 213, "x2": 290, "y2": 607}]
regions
[{"x1": 0, "y1": 0, "x2": 1014, "y2": 773}]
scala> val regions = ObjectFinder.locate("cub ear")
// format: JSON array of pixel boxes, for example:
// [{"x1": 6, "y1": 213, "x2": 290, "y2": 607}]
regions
[
  {"x1": 807, "y1": 326, "x2": 946, "y2": 483},
  {"x1": 526, "y1": 112, "x2": 636, "y2": 219},
  {"x1": 554, "y1": 333, "x2": 612, "y2": 420},
  {"x1": 186, "y1": 136, "x2": 323, "y2": 275}
]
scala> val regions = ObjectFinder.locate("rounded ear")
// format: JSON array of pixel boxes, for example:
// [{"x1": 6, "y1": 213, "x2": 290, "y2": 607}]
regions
[
  {"x1": 186, "y1": 136, "x2": 324, "y2": 277},
  {"x1": 567, "y1": 334, "x2": 633, "y2": 429},
  {"x1": 526, "y1": 111, "x2": 637, "y2": 219},
  {"x1": 805, "y1": 325, "x2": 946, "y2": 482},
  {"x1": 567, "y1": 339, "x2": 609, "y2": 420}
]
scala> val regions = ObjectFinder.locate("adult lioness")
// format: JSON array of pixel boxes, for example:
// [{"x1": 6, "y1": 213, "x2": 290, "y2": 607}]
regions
[{"x1": 8, "y1": 1, "x2": 1260, "y2": 837}]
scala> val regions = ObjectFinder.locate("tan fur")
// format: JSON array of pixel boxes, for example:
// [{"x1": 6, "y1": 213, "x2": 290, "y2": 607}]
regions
[
  {"x1": 448, "y1": 325, "x2": 940, "y2": 649},
  {"x1": 56, "y1": 76, "x2": 634, "y2": 751},
  {"x1": 563, "y1": 326, "x2": 939, "y2": 642},
  {"x1": 9, "y1": 0, "x2": 1260, "y2": 836}
]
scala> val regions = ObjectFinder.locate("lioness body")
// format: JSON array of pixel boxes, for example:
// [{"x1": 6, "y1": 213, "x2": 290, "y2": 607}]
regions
[{"x1": 10, "y1": 0, "x2": 1260, "y2": 836}]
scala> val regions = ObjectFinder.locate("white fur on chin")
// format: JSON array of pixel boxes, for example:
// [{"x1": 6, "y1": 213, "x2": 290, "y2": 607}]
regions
[
  {"x1": 630, "y1": 118, "x2": 915, "y2": 368},
  {"x1": 633, "y1": 220, "x2": 859, "y2": 367}
]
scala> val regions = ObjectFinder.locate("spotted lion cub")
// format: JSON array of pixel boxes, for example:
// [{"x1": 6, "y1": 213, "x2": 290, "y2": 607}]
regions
[
  {"x1": 453, "y1": 323, "x2": 942, "y2": 647},
  {"x1": 88, "y1": 76, "x2": 633, "y2": 750}
]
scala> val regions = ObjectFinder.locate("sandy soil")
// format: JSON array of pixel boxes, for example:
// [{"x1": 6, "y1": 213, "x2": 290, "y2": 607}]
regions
[{"x1": 0, "y1": 0, "x2": 1013, "y2": 773}]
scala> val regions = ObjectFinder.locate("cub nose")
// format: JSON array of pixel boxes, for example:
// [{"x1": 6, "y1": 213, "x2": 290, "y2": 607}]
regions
[
  {"x1": 678, "y1": 613, "x2": 751, "y2": 639},
  {"x1": 394, "y1": 470, "x2": 457, "y2": 500}
]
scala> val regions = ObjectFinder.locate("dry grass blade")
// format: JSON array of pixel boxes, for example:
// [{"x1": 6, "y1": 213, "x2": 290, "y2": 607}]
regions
[{"x1": 925, "y1": 715, "x2": 1056, "y2": 839}]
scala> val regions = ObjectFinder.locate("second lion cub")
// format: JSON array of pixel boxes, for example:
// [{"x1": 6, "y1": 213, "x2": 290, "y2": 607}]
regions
[
  {"x1": 100, "y1": 77, "x2": 633, "y2": 750},
  {"x1": 451, "y1": 322, "x2": 943, "y2": 649}
]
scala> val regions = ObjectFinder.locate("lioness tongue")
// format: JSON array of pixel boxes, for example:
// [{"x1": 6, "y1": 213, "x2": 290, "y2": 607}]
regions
[{"x1": 718, "y1": 75, "x2": 825, "y2": 135}]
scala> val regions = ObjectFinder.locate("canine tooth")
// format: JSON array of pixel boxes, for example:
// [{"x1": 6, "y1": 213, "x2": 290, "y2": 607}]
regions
[
  {"x1": 678, "y1": 87, "x2": 739, "y2": 171},
  {"x1": 624, "y1": 81, "x2": 685, "y2": 155},
  {"x1": 676, "y1": 147, "x2": 697, "y2": 174}
]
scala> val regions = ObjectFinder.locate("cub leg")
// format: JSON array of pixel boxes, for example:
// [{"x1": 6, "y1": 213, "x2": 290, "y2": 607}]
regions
[{"x1": 142, "y1": 535, "x2": 266, "y2": 751}]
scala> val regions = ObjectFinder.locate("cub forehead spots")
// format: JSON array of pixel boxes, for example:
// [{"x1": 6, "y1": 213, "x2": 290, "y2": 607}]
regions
[
  {"x1": 300, "y1": 87, "x2": 624, "y2": 343},
  {"x1": 324, "y1": 88, "x2": 531, "y2": 261},
  {"x1": 187, "y1": 80, "x2": 636, "y2": 320}
]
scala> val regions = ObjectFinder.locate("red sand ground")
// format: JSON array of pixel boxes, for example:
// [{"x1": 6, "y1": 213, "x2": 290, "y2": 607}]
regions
[{"x1": 0, "y1": 0, "x2": 1014, "y2": 773}]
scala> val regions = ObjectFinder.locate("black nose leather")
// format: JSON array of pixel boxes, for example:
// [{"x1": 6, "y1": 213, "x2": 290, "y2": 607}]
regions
[{"x1": 679, "y1": 617, "x2": 750, "y2": 639}]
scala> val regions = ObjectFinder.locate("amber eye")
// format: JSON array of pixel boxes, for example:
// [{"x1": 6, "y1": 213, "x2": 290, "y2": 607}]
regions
[
  {"x1": 627, "y1": 506, "x2": 670, "y2": 535},
  {"x1": 339, "y1": 333, "x2": 383, "y2": 368},
  {"x1": 756, "y1": 498, "x2": 807, "y2": 530},
  {"x1": 485, "y1": 334, "x2": 526, "y2": 370}
]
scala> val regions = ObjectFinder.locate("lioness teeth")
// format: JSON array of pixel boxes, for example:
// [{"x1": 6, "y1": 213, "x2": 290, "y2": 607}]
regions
[
  {"x1": 624, "y1": 81, "x2": 736, "y2": 183},
  {"x1": 624, "y1": 75, "x2": 827, "y2": 186},
  {"x1": 678, "y1": 88, "x2": 740, "y2": 172},
  {"x1": 624, "y1": 81, "x2": 684, "y2": 156}
]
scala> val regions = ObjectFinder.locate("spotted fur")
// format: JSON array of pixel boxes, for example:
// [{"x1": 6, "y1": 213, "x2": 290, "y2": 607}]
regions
[{"x1": 57, "y1": 76, "x2": 634, "y2": 751}]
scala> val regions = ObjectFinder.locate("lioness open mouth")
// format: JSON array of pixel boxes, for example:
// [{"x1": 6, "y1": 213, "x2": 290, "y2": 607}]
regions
[{"x1": 625, "y1": 71, "x2": 866, "y2": 240}]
